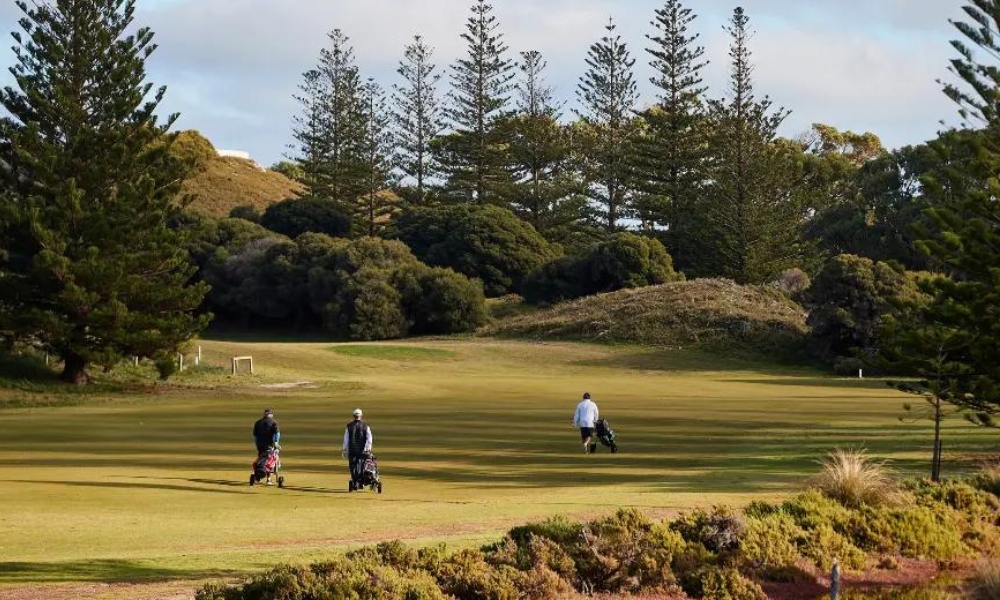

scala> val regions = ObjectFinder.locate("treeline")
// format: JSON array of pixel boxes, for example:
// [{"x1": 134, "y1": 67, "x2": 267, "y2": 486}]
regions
[{"x1": 274, "y1": 0, "x2": 892, "y2": 284}]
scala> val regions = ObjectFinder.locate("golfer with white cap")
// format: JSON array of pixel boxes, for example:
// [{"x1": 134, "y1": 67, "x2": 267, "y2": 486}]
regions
[{"x1": 342, "y1": 408, "x2": 373, "y2": 487}]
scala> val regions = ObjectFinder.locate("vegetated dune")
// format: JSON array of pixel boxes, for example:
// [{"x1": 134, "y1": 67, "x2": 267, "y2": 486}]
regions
[
  {"x1": 182, "y1": 156, "x2": 303, "y2": 218},
  {"x1": 171, "y1": 130, "x2": 303, "y2": 218},
  {"x1": 487, "y1": 278, "x2": 808, "y2": 354}
]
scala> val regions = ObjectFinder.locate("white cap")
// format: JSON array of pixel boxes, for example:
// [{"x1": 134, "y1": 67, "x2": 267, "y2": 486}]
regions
[{"x1": 353, "y1": 408, "x2": 363, "y2": 416}]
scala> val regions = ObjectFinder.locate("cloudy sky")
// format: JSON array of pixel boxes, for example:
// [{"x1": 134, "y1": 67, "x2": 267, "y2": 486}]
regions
[{"x1": 0, "y1": 0, "x2": 972, "y2": 166}]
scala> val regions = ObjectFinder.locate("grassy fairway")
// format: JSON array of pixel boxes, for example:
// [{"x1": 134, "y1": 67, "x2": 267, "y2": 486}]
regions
[{"x1": 1, "y1": 338, "x2": 994, "y2": 585}]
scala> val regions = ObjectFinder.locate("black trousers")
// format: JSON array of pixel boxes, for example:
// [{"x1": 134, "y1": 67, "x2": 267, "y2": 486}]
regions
[{"x1": 348, "y1": 455, "x2": 363, "y2": 482}]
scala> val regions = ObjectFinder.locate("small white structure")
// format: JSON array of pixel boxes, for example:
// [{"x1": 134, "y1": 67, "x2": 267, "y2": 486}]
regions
[
  {"x1": 232, "y1": 356, "x2": 254, "y2": 375},
  {"x1": 217, "y1": 149, "x2": 252, "y2": 161}
]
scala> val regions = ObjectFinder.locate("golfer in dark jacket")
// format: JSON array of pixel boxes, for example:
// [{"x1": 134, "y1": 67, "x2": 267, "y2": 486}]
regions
[
  {"x1": 253, "y1": 408, "x2": 280, "y2": 456},
  {"x1": 342, "y1": 408, "x2": 373, "y2": 484}
]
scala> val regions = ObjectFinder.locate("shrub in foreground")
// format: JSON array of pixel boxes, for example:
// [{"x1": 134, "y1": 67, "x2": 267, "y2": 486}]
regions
[{"x1": 198, "y1": 478, "x2": 1000, "y2": 600}]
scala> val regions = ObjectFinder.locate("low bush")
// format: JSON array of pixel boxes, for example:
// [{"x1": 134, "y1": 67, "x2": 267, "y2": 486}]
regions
[
  {"x1": 697, "y1": 567, "x2": 767, "y2": 600},
  {"x1": 523, "y1": 233, "x2": 683, "y2": 305},
  {"x1": 740, "y1": 512, "x2": 804, "y2": 574},
  {"x1": 671, "y1": 506, "x2": 747, "y2": 556},
  {"x1": 198, "y1": 473, "x2": 1000, "y2": 600},
  {"x1": 260, "y1": 196, "x2": 352, "y2": 239}
]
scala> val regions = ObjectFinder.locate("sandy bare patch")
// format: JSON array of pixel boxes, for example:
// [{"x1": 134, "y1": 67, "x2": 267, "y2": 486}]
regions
[{"x1": 258, "y1": 381, "x2": 318, "y2": 389}]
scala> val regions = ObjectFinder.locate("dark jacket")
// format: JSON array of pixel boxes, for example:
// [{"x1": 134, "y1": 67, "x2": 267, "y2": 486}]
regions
[{"x1": 253, "y1": 416, "x2": 279, "y2": 448}]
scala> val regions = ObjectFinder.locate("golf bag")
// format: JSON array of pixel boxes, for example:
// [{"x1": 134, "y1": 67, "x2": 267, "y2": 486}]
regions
[
  {"x1": 250, "y1": 446, "x2": 284, "y2": 487},
  {"x1": 349, "y1": 451, "x2": 382, "y2": 493},
  {"x1": 595, "y1": 419, "x2": 618, "y2": 453}
]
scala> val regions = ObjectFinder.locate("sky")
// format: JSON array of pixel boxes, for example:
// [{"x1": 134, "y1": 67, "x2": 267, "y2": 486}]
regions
[{"x1": 0, "y1": 0, "x2": 973, "y2": 166}]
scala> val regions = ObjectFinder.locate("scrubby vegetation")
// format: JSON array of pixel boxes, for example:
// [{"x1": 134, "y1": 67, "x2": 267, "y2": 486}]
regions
[
  {"x1": 198, "y1": 475, "x2": 1000, "y2": 600},
  {"x1": 489, "y1": 279, "x2": 808, "y2": 356}
]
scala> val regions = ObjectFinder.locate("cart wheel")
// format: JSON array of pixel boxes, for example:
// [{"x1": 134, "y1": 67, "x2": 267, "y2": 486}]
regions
[
  {"x1": 277, "y1": 476, "x2": 285, "y2": 488},
  {"x1": 377, "y1": 482, "x2": 383, "y2": 494},
  {"x1": 249, "y1": 474, "x2": 255, "y2": 486}
]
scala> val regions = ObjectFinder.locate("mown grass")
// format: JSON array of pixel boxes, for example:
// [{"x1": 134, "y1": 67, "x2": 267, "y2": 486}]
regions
[
  {"x1": 328, "y1": 344, "x2": 457, "y2": 361},
  {"x1": 0, "y1": 337, "x2": 994, "y2": 586}
]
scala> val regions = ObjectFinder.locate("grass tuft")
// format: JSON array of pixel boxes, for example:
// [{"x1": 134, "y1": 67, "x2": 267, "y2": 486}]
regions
[
  {"x1": 813, "y1": 448, "x2": 899, "y2": 508},
  {"x1": 969, "y1": 560, "x2": 1000, "y2": 600}
]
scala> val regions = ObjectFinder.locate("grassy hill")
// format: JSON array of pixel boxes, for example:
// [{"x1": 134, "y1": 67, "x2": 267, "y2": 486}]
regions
[
  {"x1": 486, "y1": 279, "x2": 809, "y2": 354},
  {"x1": 173, "y1": 131, "x2": 303, "y2": 218}
]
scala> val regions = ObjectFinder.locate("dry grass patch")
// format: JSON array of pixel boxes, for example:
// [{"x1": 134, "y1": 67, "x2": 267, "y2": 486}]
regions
[{"x1": 182, "y1": 158, "x2": 302, "y2": 218}]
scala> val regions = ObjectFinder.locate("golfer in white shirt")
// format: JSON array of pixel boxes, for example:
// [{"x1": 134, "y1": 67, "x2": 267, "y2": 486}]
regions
[{"x1": 573, "y1": 392, "x2": 600, "y2": 454}]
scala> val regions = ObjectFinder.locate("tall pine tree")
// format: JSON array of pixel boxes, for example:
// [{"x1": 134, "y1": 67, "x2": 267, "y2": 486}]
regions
[
  {"x1": 902, "y1": 1, "x2": 1000, "y2": 422},
  {"x1": 436, "y1": 0, "x2": 515, "y2": 204},
  {"x1": 393, "y1": 35, "x2": 443, "y2": 204},
  {"x1": 637, "y1": 0, "x2": 709, "y2": 268},
  {"x1": 576, "y1": 18, "x2": 641, "y2": 232},
  {"x1": 505, "y1": 51, "x2": 587, "y2": 244},
  {"x1": 696, "y1": 7, "x2": 805, "y2": 283},
  {"x1": 293, "y1": 29, "x2": 366, "y2": 206},
  {"x1": 357, "y1": 78, "x2": 396, "y2": 236},
  {"x1": 0, "y1": 0, "x2": 209, "y2": 383}
]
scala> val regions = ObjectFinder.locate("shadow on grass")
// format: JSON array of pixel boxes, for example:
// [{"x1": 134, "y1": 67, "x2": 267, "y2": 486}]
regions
[
  {"x1": 0, "y1": 559, "x2": 232, "y2": 584},
  {"x1": 7, "y1": 479, "x2": 249, "y2": 495}
]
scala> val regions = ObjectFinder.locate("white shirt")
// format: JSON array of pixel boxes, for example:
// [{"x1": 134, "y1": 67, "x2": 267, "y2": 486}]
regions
[
  {"x1": 574, "y1": 399, "x2": 599, "y2": 428},
  {"x1": 342, "y1": 423, "x2": 373, "y2": 452}
]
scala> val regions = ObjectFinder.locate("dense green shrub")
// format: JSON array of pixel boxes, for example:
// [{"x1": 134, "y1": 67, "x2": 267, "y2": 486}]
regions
[
  {"x1": 697, "y1": 567, "x2": 767, "y2": 600},
  {"x1": 434, "y1": 549, "x2": 525, "y2": 600},
  {"x1": 228, "y1": 204, "x2": 261, "y2": 223},
  {"x1": 396, "y1": 265, "x2": 488, "y2": 335},
  {"x1": 523, "y1": 233, "x2": 683, "y2": 305},
  {"x1": 740, "y1": 512, "x2": 804, "y2": 573},
  {"x1": 260, "y1": 196, "x2": 352, "y2": 239},
  {"x1": 394, "y1": 204, "x2": 557, "y2": 296},
  {"x1": 805, "y1": 253, "x2": 919, "y2": 363},
  {"x1": 198, "y1": 232, "x2": 484, "y2": 340}
]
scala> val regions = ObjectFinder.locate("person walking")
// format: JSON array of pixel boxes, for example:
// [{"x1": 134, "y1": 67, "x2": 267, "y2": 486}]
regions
[
  {"x1": 573, "y1": 393, "x2": 599, "y2": 454},
  {"x1": 342, "y1": 408, "x2": 373, "y2": 487},
  {"x1": 252, "y1": 408, "x2": 280, "y2": 485}
]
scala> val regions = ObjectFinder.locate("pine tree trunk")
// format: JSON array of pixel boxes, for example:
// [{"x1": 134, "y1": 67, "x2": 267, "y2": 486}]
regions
[
  {"x1": 60, "y1": 352, "x2": 89, "y2": 385},
  {"x1": 932, "y1": 394, "x2": 943, "y2": 482}
]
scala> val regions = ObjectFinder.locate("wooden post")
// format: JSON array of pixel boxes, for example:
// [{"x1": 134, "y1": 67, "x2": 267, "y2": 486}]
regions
[
  {"x1": 44, "y1": 353, "x2": 50, "y2": 366},
  {"x1": 196, "y1": 346, "x2": 202, "y2": 366},
  {"x1": 250, "y1": 356, "x2": 254, "y2": 375},
  {"x1": 178, "y1": 353, "x2": 184, "y2": 372},
  {"x1": 858, "y1": 368, "x2": 863, "y2": 379},
  {"x1": 830, "y1": 558, "x2": 840, "y2": 600}
]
